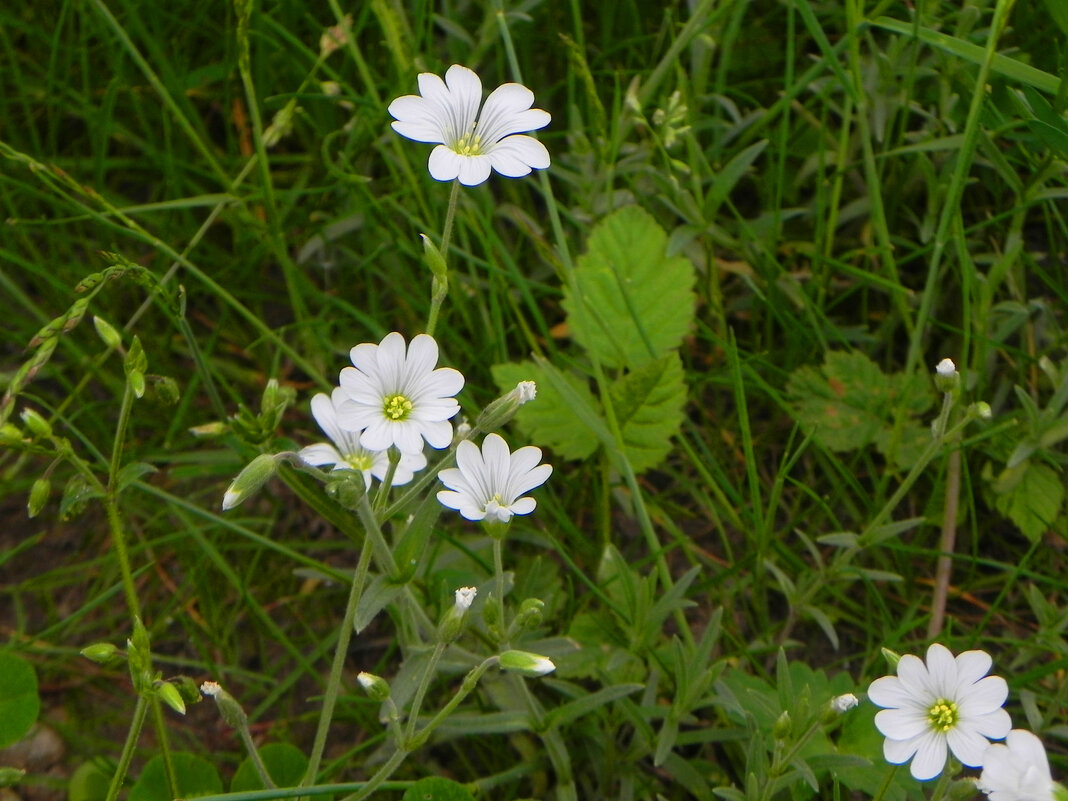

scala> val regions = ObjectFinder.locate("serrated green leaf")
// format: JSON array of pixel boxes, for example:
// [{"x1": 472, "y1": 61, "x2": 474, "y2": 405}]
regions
[
  {"x1": 992, "y1": 461, "x2": 1064, "y2": 542},
  {"x1": 401, "y1": 777, "x2": 475, "y2": 801},
  {"x1": 610, "y1": 352, "x2": 688, "y2": 473},
  {"x1": 231, "y1": 743, "x2": 309, "y2": 792},
  {"x1": 129, "y1": 753, "x2": 222, "y2": 801},
  {"x1": 491, "y1": 361, "x2": 599, "y2": 461},
  {"x1": 563, "y1": 205, "x2": 696, "y2": 369},
  {"x1": 0, "y1": 653, "x2": 39, "y2": 748}
]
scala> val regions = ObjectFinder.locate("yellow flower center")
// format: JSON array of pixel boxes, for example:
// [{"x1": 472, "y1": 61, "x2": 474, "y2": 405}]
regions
[
  {"x1": 383, "y1": 394, "x2": 413, "y2": 421},
  {"x1": 343, "y1": 453, "x2": 374, "y2": 471},
  {"x1": 454, "y1": 131, "x2": 483, "y2": 156},
  {"x1": 927, "y1": 699, "x2": 958, "y2": 732}
]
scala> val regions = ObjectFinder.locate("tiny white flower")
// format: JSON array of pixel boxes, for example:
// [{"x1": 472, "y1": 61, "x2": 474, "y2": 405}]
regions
[
  {"x1": 437, "y1": 433, "x2": 552, "y2": 523},
  {"x1": 337, "y1": 332, "x2": 464, "y2": 455},
  {"x1": 978, "y1": 730, "x2": 1056, "y2": 801},
  {"x1": 936, "y1": 358, "x2": 957, "y2": 377},
  {"x1": 868, "y1": 643, "x2": 1011, "y2": 781},
  {"x1": 831, "y1": 693, "x2": 859, "y2": 713},
  {"x1": 454, "y1": 586, "x2": 477, "y2": 612},
  {"x1": 299, "y1": 388, "x2": 427, "y2": 486},
  {"x1": 516, "y1": 381, "x2": 537, "y2": 404},
  {"x1": 200, "y1": 681, "x2": 221, "y2": 697},
  {"x1": 388, "y1": 64, "x2": 550, "y2": 186}
]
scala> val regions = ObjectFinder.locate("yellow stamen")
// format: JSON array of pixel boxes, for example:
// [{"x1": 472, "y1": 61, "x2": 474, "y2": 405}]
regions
[{"x1": 383, "y1": 394, "x2": 413, "y2": 421}]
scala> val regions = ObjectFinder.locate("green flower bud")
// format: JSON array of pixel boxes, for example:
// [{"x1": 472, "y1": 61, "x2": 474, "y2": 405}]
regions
[
  {"x1": 188, "y1": 421, "x2": 227, "y2": 438},
  {"x1": 201, "y1": 682, "x2": 248, "y2": 729},
  {"x1": 772, "y1": 710, "x2": 792, "y2": 740},
  {"x1": 156, "y1": 681, "x2": 187, "y2": 715},
  {"x1": 93, "y1": 315, "x2": 123, "y2": 349},
  {"x1": 356, "y1": 671, "x2": 392, "y2": 702},
  {"x1": 880, "y1": 647, "x2": 901, "y2": 670},
  {"x1": 933, "y1": 358, "x2": 960, "y2": 394},
  {"x1": 513, "y1": 598, "x2": 545, "y2": 630},
  {"x1": 222, "y1": 453, "x2": 278, "y2": 510},
  {"x1": 498, "y1": 650, "x2": 556, "y2": 677},
  {"x1": 27, "y1": 477, "x2": 51, "y2": 518},
  {"x1": 420, "y1": 234, "x2": 448, "y2": 280},
  {"x1": 81, "y1": 642, "x2": 119, "y2": 664},
  {"x1": 172, "y1": 675, "x2": 202, "y2": 705},
  {"x1": 438, "y1": 587, "x2": 477, "y2": 643},
  {"x1": 473, "y1": 381, "x2": 538, "y2": 435},
  {"x1": 0, "y1": 423, "x2": 24, "y2": 446},
  {"x1": 20, "y1": 408, "x2": 52, "y2": 439}
]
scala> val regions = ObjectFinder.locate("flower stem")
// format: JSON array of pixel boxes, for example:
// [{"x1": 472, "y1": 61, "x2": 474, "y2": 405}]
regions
[
  {"x1": 404, "y1": 641, "x2": 447, "y2": 741},
  {"x1": 425, "y1": 181, "x2": 460, "y2": 337},
  {"x1": 104, "y1": 693, "x2": 149, "y2": 801},
  {"x1": 493, "y1": 536, "x2": 508, "y2": 645},
  {"x1": 301, "y1": 534, "x2": 375, "y2": 793}
]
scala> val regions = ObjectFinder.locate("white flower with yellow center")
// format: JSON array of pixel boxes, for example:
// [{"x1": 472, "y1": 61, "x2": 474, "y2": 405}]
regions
[
  {"x1": 299, "y1": 389, "x2": 427, "y2": 486},
  {"x1": 868, "y1": 643, "x2": 1011, "y2": 781},
  {"x1": 337, "y1": 332, "x2": 464, "y2": 455},
  {"x1": 978, "y1": 729, "x2": 1057, "y2": 801},
  {"x1": 388, "y1": 64, "x2": 550, "y2": 186},
  {"x1": 436, "y1": 433, "x2": 552, "y2": 523}
]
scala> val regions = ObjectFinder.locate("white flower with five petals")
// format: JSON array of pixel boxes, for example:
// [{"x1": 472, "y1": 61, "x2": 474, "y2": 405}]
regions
[
  {"x1": 437, "y1": 433, "x2": 551, "y2": 523},
  {"x1": 299, "y1": 388, "x2": 426, "y2": 486},
  {"x1": 388, "y1": 64, "x2": 550, "y2": 186},
  {"x1": 337, "y1": 332, "x2": 464, "y2": 455},
  {"x1": 868, "y1": 643, "x2": 1011, "y2": 781},
  {"x1": 978, "y1": 729, "x2": 1057, "y2": 801}
]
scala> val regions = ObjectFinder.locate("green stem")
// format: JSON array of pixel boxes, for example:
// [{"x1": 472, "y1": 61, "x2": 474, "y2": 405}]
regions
[
  {"x1": 301, "y1": 534, "x2": 375, "y2": 792},
  {"x1": 493, "y1": 536, "x2": 508, "y2": 645},
  {"x1": 404, "y1": 641, "x2": 447, "y2": 740},
  {"x1": 106, "y1": 381, "x2": 142, "y2": 619},
  {"x1": 238, "y1": 724, "x2": 277, "y2": 789},
  {"x1": 150, "y1": 697, "x2": 179, "y2": 799},
  {"x1": 103, "y1": 694, "x2": 149, "y2": 801},
  {"x1": 425, "y1": 181, "x2": 460, "y2": 337}
]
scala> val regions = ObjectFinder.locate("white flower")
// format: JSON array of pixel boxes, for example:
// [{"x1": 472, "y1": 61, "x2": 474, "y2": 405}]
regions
[
  {"x1": 388, "y1": 64, "x2": 550, "y2": 186},
  {"x1": 454, "y1": 586, "x2": 477, "y2": 612},
  {"x1": 337, "y1": 332, "x2": 464, "y2": 455},
  {"x1": 978, "y1": 730, "x2": 1056, "y2": 801},
  {"x1": 437, "y1": 433, "x2": 552, "y2": 523},
  {"x1": 516, "y1": 381, "x2": 537, "y2": 404},
  {"x1": 299, "y1": 388, "x2": 427, "y2": 485},
  {"x1": 868, "y1": 643, "x2": 1011, "y2": 780},
  {"x1": 936, "y1": 358, "x2": 957, "y2": 377}
]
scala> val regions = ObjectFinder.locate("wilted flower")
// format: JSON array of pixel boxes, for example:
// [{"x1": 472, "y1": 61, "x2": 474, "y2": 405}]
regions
[
  {"x1": 299, "y1": 388, "x2": 426, "y2": 486},
  {"x1": 437, "y1": 433, "x2": 552, "y2": 523},
  {"x1": 868, "y1": 643, "x2": 1011, "y2": 780},
  {"x1": 388, "y1": 64, "x2": 550, "y2": 186},
  {"x1": 337, "y1": 332, "x2": 464, "y2": 455}
]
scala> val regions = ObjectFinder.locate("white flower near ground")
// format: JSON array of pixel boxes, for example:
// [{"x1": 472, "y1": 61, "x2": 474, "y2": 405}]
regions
[
  {"x1": 978, "y1": 730, "x2": 1056, "y2": 801},
  {"x1": 437, "y1": 433, "x2": 552, "y2": 523},
  {"x1": 388, "y1": 64, "x2": 550, "y2": 186},
  {"x1": 299, "y1": 388, "x2": 427, "y2": 486},
  {"x1": 867, "y1": 643, "x2": 1011, "y2": 781},
  {"x1": 337, "y1": 332, "x2": 464, "y2": 455}
]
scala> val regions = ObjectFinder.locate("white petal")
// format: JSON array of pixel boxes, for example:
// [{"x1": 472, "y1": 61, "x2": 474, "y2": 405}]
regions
[
  {"x1": 509, "y1": 497, "x2": 536, "y2": 515},
  {"x1": 298, "y1": 443, "x2": 343, "y2": 468},
  {"x1": 874, "y1": 708, "x2": 930, "y2": 741},
  {"x1": 1007, "y1": 729, "x2": 1052, "y2": 778},
  {"x1": 487, "y1": 136, "x2": 550, "y2": 176},
  {"x1": 388, "y1": 94, "x2": 446, "y2": 143},
  {"x1": 954, "y1": 649, "x2": 993, "y2": 692},
  {"x1": 883, "y1": 734, "x2": 920, "y2": 765},
  {"x1": 908, "y1": 729, "x2": 948, "y2": 780},
  {"x1": 896, "y1": 654, "x2": 935, "y2": 700},
  {"x1": 359, "y1": 419, "x2": 394, "y2": 452},
  {"x1": 442, "y1": 65, "x2": 483, "y2": 141},
  {"x1": 420, "y1": 419, "x2": 455, "y2": 449},
  {"x1": 947, "y1": 723, "x2": 994, "y2": 767},
  {"x1": 958, "y1": 675, "x2": 1009, "y2": 716},
  {"x1": 428, "y1": 146, "x2": 464, "y2": 182},
  {"x1": 456, "y1": 153, "x2": 493, "y2": 186},
  {"x1": 970, "y1": 707, "x2": 1012, "y2": 739},
  {"x1": 477, "y1": 82, "x2": 549, "y2": 143},
  {"x1": 868, "y1": 675, "x2": 926, "y2": 710},
  {"x1": 925, "y1": 643, "x2": 959, "y2": 696}
]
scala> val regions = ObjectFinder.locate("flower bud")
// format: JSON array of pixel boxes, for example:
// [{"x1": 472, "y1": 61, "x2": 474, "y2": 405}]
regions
[
  {"x1": 0, "y1": 423, "x2": 24, "y2": 446},
  {"x1": 474, "y1": 382, "x2": 538, "y2": 434},
  {"x1": 971, "y1": 401, "x2": 991, "y2": 420},
  {"x1": 933, "y1": 358, "x2": 960, "y2": 393},
  {"x1": 356, "y1": 671, "x2": 391, "y2": 702},
  {"x1": 93, "y1": 315, "x2": 123, "y2": 349},
  {"x1": 222, "y1": 453, "x2": 278, "y2": 510},
  {"x1": 498, "y1": 650, "x2": 556, "y2": 677},
  {"x1": 512, "y1": 598, "x2": 545, "y2": 631},
  {"x1": 772, "y1": 710, "x2": 792, "y2": 740},
  {"x1": 81, "y1": 642, "x2": 120, "y2": 664},
  {"x1": 438, "y1": 586, "x2": 477, "y2": 642},
  {"x1": 880, "y1": 647, "x2": 901, "y2": 670},
  {"x1": 156, "y1": 680, "x2": 187, "y2": 715},
  {"x1": 830, "y1": 693, "x2": 858, "y2": 713},
  {"x1": 0, "y1": 768, "x2": 26, "y2": 788},
  {"x1": 20, "y1": 408, "x2": 52, "y2": 438},
  {"x1": 420, "y1": 234, "x2": 448, "y2": 280},
  {"x1": 27, "y1": 477, "x2": 50, "y2": 518},
  {"x1": 202, "y1": 682, "x2": 248, "y2": 729}
]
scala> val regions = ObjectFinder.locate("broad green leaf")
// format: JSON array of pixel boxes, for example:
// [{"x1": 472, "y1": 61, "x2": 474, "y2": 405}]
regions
[
  {"x1": 563, "y1": 205, "x2": 696, "y2": 369},
  {"x1": 0, "y1": 653, "x2": 39, "y2": 747},
  {"x1": 69, "y1": 761, "x2": 110, "y2": 801},
  {"x1": 491, "y1": 361, "x2": 599, "y2": 461},
  {"x1": 231, "y1": 743, "x2": 309, "y2": 791},
  {"x1": 788, "y1": 351, "x2": 931, "y2": 463},
  {"x1": 401, "y1": 777, "x2": 475, "y2": 801},
  {"x1": 992, "y1": 460, "x2": 1064, "y2": 543},
  {"x1": 129, "y1": 753, "x2": 222, "y2": 801},
  {"x1": 610, "y1": 352, "x2": 687, "y2": 473}
]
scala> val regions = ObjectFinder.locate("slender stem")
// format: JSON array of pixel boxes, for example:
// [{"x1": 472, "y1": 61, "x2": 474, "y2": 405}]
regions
[
  {"x1": 439, "y1": 180, "x2": 461, "y2": 259},
  {"x1": 150, "y1": 697, "x2": 179, "y2": 799},
  {"x1": 493, "y1": 536, "x2": 508, "y2": 645},
  {"x1": 238, "y1": 724, "x2": 277, "y2": 789},
  {"x1": 928, "y1": 445, "x2": 961, "y2": 639},
  {"x1": 106, "y1": 381, "x2": 142, "y2": 619},
  {"x1": 404, "y1": 641, "x2": 447, "y2": 740},
  {"x1": 425, "y1": 181, "x2": 460, "y2": 337},
  {"x1": 104, "y1": 694, "x2": 149, "y2": 801},
  {"x1": 301, "y1": 535, "x2": 375, "y2": 791},
  {"x1": 871, "y1": 765, "x2": 898, "y2": 801}
]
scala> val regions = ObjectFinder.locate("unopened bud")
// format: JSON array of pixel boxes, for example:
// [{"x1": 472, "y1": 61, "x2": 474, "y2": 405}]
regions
[
  {"x1": 93, "y1": 316, "x2": 123, "y2": 349},
  {"x1": 934, "y1": 358, "x2": 960, "y2": 393},
  {"x1": 20, "y1": 408, "x2": 52, "y2": 438},
  {"x1": 356, "y1": 671, "x2": 391, "y2": 702},
  {"x1": 27, "y1": 477, "x2": 50, "y2": 518},
  {"x1": 971, "y1": 401, "x2": 991, "y2": 420},
  {"x1": 0, "y1": 768, "x2": 26, "y2": 788},
  {"x1": 420, "y1": 234, "x2": 448, "y2": 280},
  {"x1": 831, "y1": 693, "x2": 858, "y2": 713},
  {"x1": 772, "y1": 710, "x2": 792, "y2": 740},
  {"x1": 475, "y1": 382, "x2": 539, "y2": 434},
  {"x1": 222, "y1": 453, "x2": 278, "y2": 510},
  {"x1": 81, "y1": 642, "x2": 119, "y2": 664},
  {"x1": 880, "y1": 647, "x2": 901, "y2": 670},
  {"x1": 498, "y1": 650, "x2": 555, "y2": 677},
  {"x1": 203, "y1": 682, "x2": 247, "y2": 729},
  {"x1": 189, "y1": 422, "x2": 227, "y2": 438},
  {"x1": 512, "y1": 598, "x2": 545, "y2": 631},
  {"x1": 438, "y1": 586, "x2": 477, "y2": 642},
  {"x1": 157, "y1": 681, "x2": 187, "y2": 715},
  {"x1": 0, "y1": 424, "x2": 24, "y2": 446}
]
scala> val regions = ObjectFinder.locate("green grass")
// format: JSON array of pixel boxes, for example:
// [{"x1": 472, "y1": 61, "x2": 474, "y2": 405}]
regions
[{"x1": 3, "y1": 0, "x2": 1068, "y2": 799}]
